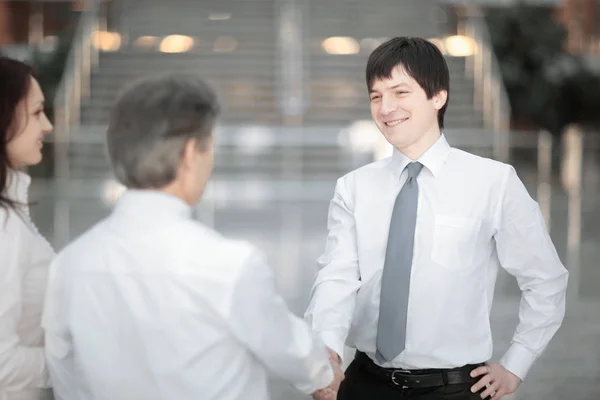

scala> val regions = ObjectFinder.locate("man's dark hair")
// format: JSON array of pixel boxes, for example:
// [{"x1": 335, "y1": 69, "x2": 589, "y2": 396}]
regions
[{"x1": 366, "y1": 37, "x2": 450, "y2": 128}]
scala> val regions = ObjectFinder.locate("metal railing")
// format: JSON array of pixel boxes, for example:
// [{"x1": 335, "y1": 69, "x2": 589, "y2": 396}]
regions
[
  {"x1": 52, "y1": 0, "x2": 102, "y2": 248},
  {"x1": 459, "y1": 6, "x2": 511, "y2": 162}
]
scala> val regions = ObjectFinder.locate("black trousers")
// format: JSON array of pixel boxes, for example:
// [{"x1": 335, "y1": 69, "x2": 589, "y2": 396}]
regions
[{"x1": 337, "y1": 357, "x2": 491, "y2": 400}]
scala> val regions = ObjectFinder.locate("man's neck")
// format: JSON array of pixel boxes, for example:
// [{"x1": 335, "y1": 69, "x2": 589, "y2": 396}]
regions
[
  {"x1": 160, "y1": 180, "x2": 195, "y2": 206},
  {"x1": 396, "y1": 128, "x2": 441, "y2": 160}
]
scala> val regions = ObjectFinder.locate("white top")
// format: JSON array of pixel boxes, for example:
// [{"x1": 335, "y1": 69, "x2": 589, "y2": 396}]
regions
[
  {"x1": 305, "y1": 135, "x2": 568, "y2": 380},
  {"x1": 43, "y1": 190, "x2": 333, "y2": 400},
  {"x1": 0, "y1": 170, "x2": 53, "y2": 400}
]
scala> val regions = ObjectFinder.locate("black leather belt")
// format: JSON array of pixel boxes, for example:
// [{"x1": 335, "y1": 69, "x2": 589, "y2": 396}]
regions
[{"x1": 356, "y1": 351, "x2": 484, "y2": 389}]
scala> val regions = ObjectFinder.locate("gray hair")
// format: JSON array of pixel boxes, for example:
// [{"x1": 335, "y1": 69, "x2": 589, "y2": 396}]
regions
[{"x1": 106, "y1": 74, "x2": 220, "y2": 189}]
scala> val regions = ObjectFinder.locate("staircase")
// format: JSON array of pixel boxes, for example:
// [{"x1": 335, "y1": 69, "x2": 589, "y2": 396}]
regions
[{"x1": 70, "y1": 0, "x2": 487, "y2": 186}]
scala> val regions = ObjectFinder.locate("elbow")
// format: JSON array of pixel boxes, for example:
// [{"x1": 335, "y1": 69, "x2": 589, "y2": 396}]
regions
[
  {"x1": 313, "y1": 272, "x2": 361, "y2": 288},
  {"x1": 314, "y1": 258, "x2": 360, "y2": 281},
  {"x1": 556, "y1": 266, "x2": 570, "y2": 295},
  {"x1": 519, "y1": 259, "x2": 569, "y2": 294}
]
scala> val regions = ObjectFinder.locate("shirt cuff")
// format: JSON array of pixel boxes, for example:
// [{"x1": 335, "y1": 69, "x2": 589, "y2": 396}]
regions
[
  {"x1": 306, "y1": 363, "x2": 334, "y2": 394},
  {"x1": 319, "y1": 330, "x2": 345, "y2": 365},
  {"x1": 292, "y1": 344, "x2": 334, "y2": 395},
  {"x1": 499, "y1": 343, "x2": 537, "y2": 381}
]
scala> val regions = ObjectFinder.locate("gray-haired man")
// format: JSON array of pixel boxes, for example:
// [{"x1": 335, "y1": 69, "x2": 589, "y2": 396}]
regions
[{"x1": 42, "y1": 74, "x2": 341, "y2": 400}]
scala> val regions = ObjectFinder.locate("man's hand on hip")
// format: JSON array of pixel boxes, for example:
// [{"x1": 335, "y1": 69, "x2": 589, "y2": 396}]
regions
[{"x1": 470, "y1": 363, "x2": 521, "y2": 399}]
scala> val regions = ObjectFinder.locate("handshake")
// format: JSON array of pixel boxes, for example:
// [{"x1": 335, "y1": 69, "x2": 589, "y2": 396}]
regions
[{"x1": 312, "y1": 350, "x2": 345, "y2": 400}]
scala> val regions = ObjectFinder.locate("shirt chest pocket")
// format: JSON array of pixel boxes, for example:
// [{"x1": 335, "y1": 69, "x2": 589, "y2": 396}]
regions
[{"x1": 431, "y1": 215, "x2": 482, "y2": 271}]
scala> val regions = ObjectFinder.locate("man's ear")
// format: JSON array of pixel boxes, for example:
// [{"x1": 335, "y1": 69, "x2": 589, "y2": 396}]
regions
[
  {"x1": 181, "y1": 138, "x2": 199, "y2": 170},
  {"x1": 200, "y1": 135, "x2": 214, "y2": 154},
  {"x1": 433, "y1": 90, "x2": 448, "y2": 111}
]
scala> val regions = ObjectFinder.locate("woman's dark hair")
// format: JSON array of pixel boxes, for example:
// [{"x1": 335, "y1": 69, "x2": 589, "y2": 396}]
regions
[{"x1": 0, "y1": 56, "x2": 36, "y2": 210}]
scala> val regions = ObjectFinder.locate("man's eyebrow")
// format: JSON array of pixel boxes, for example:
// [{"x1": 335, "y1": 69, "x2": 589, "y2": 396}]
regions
[{"x1": 369, "y1": 82, "x2": 408, "y2": 94}]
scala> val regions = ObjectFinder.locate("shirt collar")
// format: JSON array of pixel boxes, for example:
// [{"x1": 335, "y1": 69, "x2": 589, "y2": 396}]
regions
[
  {"x1": 5, "y1": 169, "x2": 31, "y2": 203},
  {"x1": 114, "y1": 189, "x2": 193, "y2": 219},
  {"x1": 387, "y1": 134, "x2": 451, "y2": 180}
]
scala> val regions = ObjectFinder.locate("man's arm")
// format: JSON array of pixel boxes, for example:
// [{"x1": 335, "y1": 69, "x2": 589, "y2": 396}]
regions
[
  {"x1": 304, "y1": 177, "x2": 361, "y2": 363},
  {"x1": 42, "y1": 255, "x2": 77, "y2": 400},
  {"x1": 228, "y1": 249, "x2": 334, "y2": 395},
  {"x1": 494, "y1": 166, "x2": 569, "y2": 380}
]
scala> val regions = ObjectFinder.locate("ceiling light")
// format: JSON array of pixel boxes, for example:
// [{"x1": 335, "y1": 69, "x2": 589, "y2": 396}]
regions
[
  {"x1": 160, "y1": 35, "x2": 195, "y2": 53},
  {"x1": 92, "y1": 31, "x2": 121, "y2": 52},
  {"x1": 322, "y1": 36, "x2": 360, "y2": 55},
  {"x1": 444, "y1": 35, "x2": 477, "y2": 57}
]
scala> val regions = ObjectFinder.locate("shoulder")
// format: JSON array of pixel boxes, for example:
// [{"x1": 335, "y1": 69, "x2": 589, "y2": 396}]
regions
[
  {"x1": 63, "y1": 217, "x2": 256, "y2": 264},
  {"x1": 446, "y1": 148, "x2": 513, "y2": 181},
  {"x1": 149, "y1": 218, "x2": 261, "y2": 277},
  {"x1": 334, "y1": 156, "x2": 392, "y2": 195},
  {"x1": 341, "y1": 157, "x2": 391, "y2": 182},
  {"x1": 169, "y1": 221, "x2": 264, "y2": 286},
  {"x1": 0, "y1": 206, "x2": 25, "y2": 236},
  {"x1": 54, "y1": 219, "x2": 262, "y2": 292},
  {"x1": 184, "y1": 221, "x2": 257, "y2": 265},
  {"x1": 0, "y1": 207, "x2": 25, "y2": 275}
]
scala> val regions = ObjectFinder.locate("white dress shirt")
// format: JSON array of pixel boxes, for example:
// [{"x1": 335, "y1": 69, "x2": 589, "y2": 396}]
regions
[
  {"x1": 43, "y1": 190, "x2": 333, "y2": 400},
  {"x1": 305, "y1": 134, "x2": 568, "y2": 381},
  {"x1": 0, "y1": 170, "x2": 53, "y2": 400}
]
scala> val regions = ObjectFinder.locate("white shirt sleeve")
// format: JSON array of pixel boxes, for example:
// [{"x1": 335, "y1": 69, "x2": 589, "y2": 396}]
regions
[
  {"x1": 304, "y1": 177, "x2": 361, "y2": 362},
  {"x1": 494, "y1": 167, "x2": 569, "y2": 380},
  {"x1": 0, "y1": 211, "x2": 49, "y2": 390},
  {"x1": 228, "y1": 249, "x2": 334, "y2": 395},
  {"x1": 42, "y1": 254, "x2": 76, "y2": 400}
]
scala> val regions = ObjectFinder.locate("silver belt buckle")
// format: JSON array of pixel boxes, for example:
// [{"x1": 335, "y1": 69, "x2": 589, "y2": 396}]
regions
[{"x1": 391, "y1": 369, "x2": 410, "y2": 389}]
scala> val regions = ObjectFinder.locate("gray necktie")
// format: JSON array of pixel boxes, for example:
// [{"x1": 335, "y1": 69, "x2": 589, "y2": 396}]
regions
[{"x1": 376, "y1": 161, "x2": 423, "y2": 363}]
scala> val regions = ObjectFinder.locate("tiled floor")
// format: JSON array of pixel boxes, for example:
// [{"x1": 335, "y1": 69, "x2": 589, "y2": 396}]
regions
[{"x1": 29, "y1": 153, "x2": 600, "y2": 400}]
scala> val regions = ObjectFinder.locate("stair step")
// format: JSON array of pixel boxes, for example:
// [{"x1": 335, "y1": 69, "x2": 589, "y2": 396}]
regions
[{"x1": 78, "y1": 0, "x2": 486, "y2": 140}]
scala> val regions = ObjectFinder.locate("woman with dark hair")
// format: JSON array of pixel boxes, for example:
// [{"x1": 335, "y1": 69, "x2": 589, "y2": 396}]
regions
[{"x1": 0, "y1": 56, "x2": 54, "y2": 400}]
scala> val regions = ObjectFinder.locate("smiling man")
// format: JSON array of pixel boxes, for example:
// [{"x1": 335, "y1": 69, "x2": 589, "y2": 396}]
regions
[{"x1": 304, "y1": 37, "x2": 568, "y2": 400}]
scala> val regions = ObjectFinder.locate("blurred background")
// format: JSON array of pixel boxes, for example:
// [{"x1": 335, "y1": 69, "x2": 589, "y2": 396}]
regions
[{"x1": 1, "y1": 0, "x2": 599, "y2": 398}]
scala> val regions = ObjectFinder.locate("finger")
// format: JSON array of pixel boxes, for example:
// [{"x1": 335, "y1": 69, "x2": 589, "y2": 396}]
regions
[
  {"x1": 492, "y1": 389, "x2": 505, "y2": 399},
  {"x1": 480, "y1": 381, "x2": 500, "y2": 399},
  {"x1": 471, "y1": 374, "x2": 492, "y2": 393},
  {"x1": 470, "y1": 365, "x2": 490, "y2": 378},
  {"x1": 322, "y1": 390, "x2": 336, "y2": 400},
  {"x1": 313, "y1": 389, "x2": 331, "y2": 400},
  {"x1": 328, "y1": 350, "x2": 341, "y2": 363}
]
